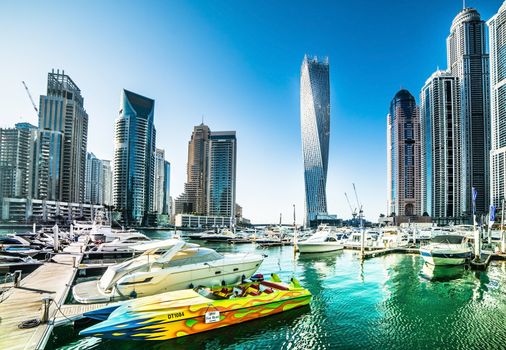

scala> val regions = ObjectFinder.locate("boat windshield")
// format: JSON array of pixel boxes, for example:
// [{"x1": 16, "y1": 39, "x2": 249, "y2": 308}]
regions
[
  {"x1": 160, "y1": 248, "x2": 223, "y2": 268},
  {"x1": 431, "y1": 235, "x2": 465, "y2": 244}
]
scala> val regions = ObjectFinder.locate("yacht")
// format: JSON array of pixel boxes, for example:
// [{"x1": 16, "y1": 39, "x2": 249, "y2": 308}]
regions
[
  {"x1": 73, "y1": 239, "x2": 264, "y2": 304},
  {"x1": 297, "y1": 225, "x2": 345, "y2": 253},
  {"x1": 201, "y1": 228, "x2": 237, "y2": 242},
  {"x1": 95, "y1": 233, "x2": 152, "y2": 253},
  {"x1": 420, "y1": 235, "x2": 472, "y2": 266}
]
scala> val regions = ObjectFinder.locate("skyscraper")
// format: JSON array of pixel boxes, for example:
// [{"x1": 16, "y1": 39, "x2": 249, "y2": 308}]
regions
[
  {"x1": 85, "y1": 152, "x2": 104, "y2": 205},
  {"x1": 113, "y1": 89, "x2": 156, "y2": 225},
  {"x1": 420, "y1": 71, "x2": 462, "y2": 218},
  {"x1": 0, "y1": 122, "x2": 37, "y2": 199},
  {"x1": 300, "y1": 55, "x2": 330, "y2": 227},
  {"x1": 488, "y1": 2, "x2": 506, "y2": 208},
  {"x1": 206, "y1": 131, "x2": 236, "y2": 218},
  {"x1": 447, "y1": 8, "x2": 490, "y2": 215},
  {"x1": 175, "y1": 124, "x2": 210, "y2": 215},
  {"x1": 38, "y1": 69, "x2": 89, "y2": 203},
  {"x1": 153, "y1": 148, "x2": 171, "y2": 214},
  {"x1": 32, "y1": 129, "x2": 63, "y2": 200},
  {"x1": 387, "y1": 89, "x2": 422, "y2": 217},
  {"x1": 163, "y1": 160, "x2": 171, "y2": 216},
  {"x1": 102, "y1": 160, "x2": 112, "y2": 206}
]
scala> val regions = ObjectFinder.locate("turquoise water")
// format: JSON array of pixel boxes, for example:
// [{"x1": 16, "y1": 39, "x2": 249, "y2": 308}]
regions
[{"x1": 5, "y1": 229, "x2": 506, "y2": 349}]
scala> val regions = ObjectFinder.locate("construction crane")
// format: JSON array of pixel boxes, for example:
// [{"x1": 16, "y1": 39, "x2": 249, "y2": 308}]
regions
[
  {"x1": 352, "y1": 183, "x2": 364, "y2": 225},
  {"x1": 22, "y1": 81, "x2": 39, "y2": 118},
  {"x1": 344, "y1": 192, "x2": 357, "y2": 219}
]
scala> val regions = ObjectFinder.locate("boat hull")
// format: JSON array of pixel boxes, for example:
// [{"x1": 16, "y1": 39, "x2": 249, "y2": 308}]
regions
[
  {"x1": 297, "y1": 243, "x2": 343, "y2": 253},
  {"x1": 73, "y1": 258, "x2": 263, "y2": 304},
  {"x1": 420, "y1": 248, "x2": 471, "y2": 266},
  {"x1": 80, "y1": 284, "x2": 311, "y2": 341}
]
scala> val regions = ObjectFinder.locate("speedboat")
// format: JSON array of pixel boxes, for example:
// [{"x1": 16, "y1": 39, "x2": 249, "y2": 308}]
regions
[
  {"x1": 73, "y1": 239, "x2": 264, "y2": 304},
  {"x1": 297, "y1": 225, "x2": 345, "y2": 253},
  {"x1": 95, "y1": 233, "x2": 152, "y2": 253},
  {"x1": 79, "y1": 274, "x2": 311, "y2": 341},
  {"x1": 0, "y1": 253, "x2": 43, "y2": 273},
  {"x1": 419, "y1": 235, "x2": 472, "y2": 266}
]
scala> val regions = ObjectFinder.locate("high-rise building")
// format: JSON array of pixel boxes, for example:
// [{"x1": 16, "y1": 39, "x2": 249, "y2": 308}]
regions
[
  {"x1": 102, "y1": 160, "x2": 112, "y2": 206},
  {"x1": 163, "y1": 160, "x2": 171, "y2": 216},
  {"x1": 488, "y1": 2, "x2": 506, "y2": 208},
  {"x1": 113, "y1": 89, "x2": 156, "y2": 225},
  {"x1": 300, "y1": 55, "x2": 330, "y2": 226},
  {"x1": 38, "y1": 69, "x2": 89, "y2": 203},
  {"x1": 387, "y1": 89, "x2": 422, "y2": 217},
  {"x1": 85, "y1": 152, "x2": 104, "y2": 205},
  {"x1": 447, "y1": 8, "x2": 490, "y2": 215},
  {"x1": 153, "y1": 148, "x2": 165, "y2": 214},
  {"x1": 175, "y1": 124, "x2": 210, "y2": 215},
  {"x1": 420, "y1": 71, "x2": 462, "y2": 218},
  {"x1": 32, "y1": 129, "x2": 63, "y2": 200},
  {"x1": 0, "y1": 122, "x2": 37, "y2": 199},
  {"x1": 206, "y1": 131, "x2": 237, "y2": 218}
]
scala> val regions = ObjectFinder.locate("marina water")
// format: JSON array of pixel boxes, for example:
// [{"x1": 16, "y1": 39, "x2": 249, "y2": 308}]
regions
[{"x1": 4, "y1": 229, "x2": 506, "y2": 349}]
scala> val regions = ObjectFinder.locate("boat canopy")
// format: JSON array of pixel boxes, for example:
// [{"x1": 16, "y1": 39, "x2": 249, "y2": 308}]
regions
[
  {"x1": 431, "y1": 235, "x2": 465, "y2": 244},
  {"x1": 155, "y1": 248, "x2": 224, "y2": 267}
]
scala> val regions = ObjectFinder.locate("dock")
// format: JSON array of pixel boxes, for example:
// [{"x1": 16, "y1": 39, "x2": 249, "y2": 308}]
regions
[
  {"x1": 0, "y1": 243, "x2": 84, "y2": 350},
  {"x1": 362, "y1": 247, "x2": 420, "y2": 259}
]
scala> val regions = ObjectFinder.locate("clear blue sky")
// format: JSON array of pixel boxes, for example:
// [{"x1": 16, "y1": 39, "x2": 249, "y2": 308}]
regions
[{"x1": 0, "y1": 0, "x2": 502, "y2": 223}]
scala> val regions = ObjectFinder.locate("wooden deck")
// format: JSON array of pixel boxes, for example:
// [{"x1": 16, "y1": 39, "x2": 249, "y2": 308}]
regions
[
  {"x1": 0, "y1": 246, "x2": 84, "y2": 350},
  {"x1": 53, "y1": 302, "x2": 111, "y2": 326}
]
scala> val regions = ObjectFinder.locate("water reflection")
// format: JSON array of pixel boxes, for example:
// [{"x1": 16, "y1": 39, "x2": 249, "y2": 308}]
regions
[{"x1": 420, "y1": 263, "x2": 466, "y2": 282}]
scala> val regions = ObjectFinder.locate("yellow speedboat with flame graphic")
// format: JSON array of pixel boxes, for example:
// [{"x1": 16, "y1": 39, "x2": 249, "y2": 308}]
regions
[{"x1": 80, "y1": 274, "x2": 311, "y2": 340}]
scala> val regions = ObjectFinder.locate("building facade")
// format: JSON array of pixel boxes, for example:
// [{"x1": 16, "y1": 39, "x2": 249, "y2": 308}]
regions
[
  {"x1": 113, "y1": 89, "x2": 156, "y2": 225},
  {"x1": 387, "y1": 89, "x2": 422, "y2": 217},
  {"x1": 420, "y1": 71, "x2": 462, "y2": 218},
  {"x1": 300, "y1": 55, "x2": 330, "y2": 226},
  {"x1": 206, "y1": 131, "x2": 236, "y2": 218},
  {"x1": 38, "y1": 70, "x2": 89, "y2": 203},
  {"x1": 489, "y1": 2, "x2": 506, "y2": 208},
  {"x1": 32, "y1": 129, "x2": 63, "y2": 200},
  {"x1": 0, "y1": 123, "x2": 37, "y2": 199},
  {"x1": 85, "y1": 152, "x2": 104, "y2": 205},
  {"x1": 447, "y1": 8, "x2": 490, "y2": 215},
  {"x1": 175, "y1": 124, "x2": 210, "y2": 215},
  {"x1": 102, "y1": 160, "x2": 113, "y2": 206}
]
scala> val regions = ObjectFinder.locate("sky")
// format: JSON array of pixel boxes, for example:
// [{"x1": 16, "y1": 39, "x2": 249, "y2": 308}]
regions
[{"x1": 0, "y1": 0, "x2": 503, "y2": 224}]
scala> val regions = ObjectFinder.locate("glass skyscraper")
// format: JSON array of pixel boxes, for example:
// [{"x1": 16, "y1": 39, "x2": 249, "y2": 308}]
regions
[
  {"x1": 113, "y1": 89, "x2": 156, "y2": 225},
  {"x1": 38, "y1": 69, "x2": 89, "y2": 203},
  {"x1": 387, "y1": 89, "x2": 421, "y2": 217},
  {"x1": 420, "y1": 71, "x2": 462, "y2": 218},
  {"x1": 447, "y1": 8, "x2": 490, "y2": 215},
  {"x1": 206, "y1": 131, "x2": 236, "y2": 218},
  {"x1": 488, "y1": 2, "x2": 506, "y2": 208},
  {"x1": 300, "y1": 55, "x2": 330, "y2": 227}
]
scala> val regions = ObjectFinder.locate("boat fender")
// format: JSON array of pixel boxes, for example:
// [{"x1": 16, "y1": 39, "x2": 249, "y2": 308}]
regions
[
  {"x1": 129, "y1": 290, "x2": 137, "y2": 299},
  {"x1": 241, "y1": 275, "x2": 246, "y2": 283},
  {"x1": 221, "y1": 280, "x2": 226, "y2": 286},
  {"x1": 189, "y1": 283, "x2": 194, "y2": 288}
]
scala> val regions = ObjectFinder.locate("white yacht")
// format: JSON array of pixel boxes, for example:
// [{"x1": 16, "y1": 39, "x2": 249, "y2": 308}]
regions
[
  {"x1": 72, "y1": 239, "x2": 264, "y2": 304},
  {"x1": 95, "y1": 233, "x2": 153, "y2": 252},
  {"x1": 297, "y1": 225, "x2": 345, "y2": 253},
  {"x1": 420, "y1": 235, "x2": 472, "y2": 266}
]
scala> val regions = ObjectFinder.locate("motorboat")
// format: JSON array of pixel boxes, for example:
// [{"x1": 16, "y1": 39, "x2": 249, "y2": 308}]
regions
[
  {"x1": 201, "y1": 229, "x2": 237, "y2": 242},
  {"x1": 419, "y1": 235, "x2": 472, "y2": 266},
  {"x1": 0, "y1": 253, "x2": 43, "y2": 273},
  {"x1": 79, "y1": 274, "x2": 311, "y2": 341},
  {"x1": 95, "y1": 233, "x2": 152, "y2": 253},
  {"x1": 346, "y1": 229, "x2": 382, "y2": 248},
  {"x1": 297, "y1": 225, "x2": 345, "y2": 253},
  {"x1": 72, "y1": 239, "x2": 264, "y2": 304}
]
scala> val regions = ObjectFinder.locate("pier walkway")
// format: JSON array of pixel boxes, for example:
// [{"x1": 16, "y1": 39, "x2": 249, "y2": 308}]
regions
[{"x1": 0, "y1": 243, "x2": 84, "y2": 350}]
